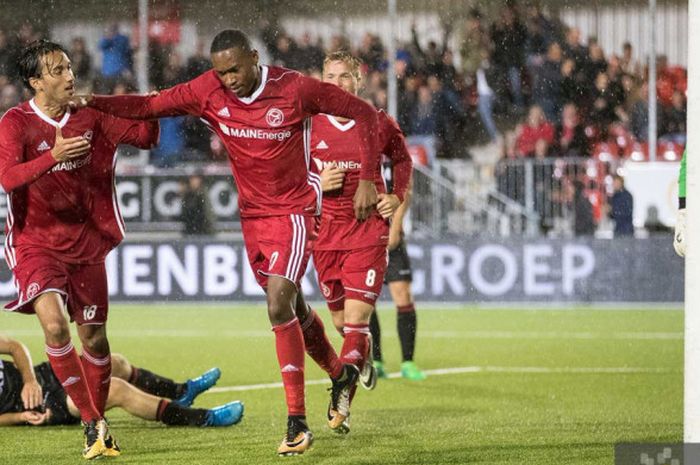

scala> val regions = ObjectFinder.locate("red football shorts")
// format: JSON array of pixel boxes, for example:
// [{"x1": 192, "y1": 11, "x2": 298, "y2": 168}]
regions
[
  {"x1": 241, "y1": 214, "x2": 319, "y2": 289},
  {"x1": 313, "y1": 245, "x2": 388, "y2": 311},
  {"x1": 5, "y1": 251, "x2": 109, "y2": 325}
]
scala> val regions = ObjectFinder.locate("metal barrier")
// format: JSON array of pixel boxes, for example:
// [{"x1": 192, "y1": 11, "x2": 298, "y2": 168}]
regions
[
  {"x1": 411, "y1": 163, "x2": 539, "y2": 238},
  {"x1": 495, "y1": 157, "x2": 618, "y2": 234}
]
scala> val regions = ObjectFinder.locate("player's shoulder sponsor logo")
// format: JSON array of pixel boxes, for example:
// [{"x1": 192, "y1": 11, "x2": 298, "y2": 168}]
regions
[
  {"x1": 26, "y1": 282, "x2": 40, "y2": 299},
  {"x1": 316, "y1": 140, "x2": 329, "y2": 150},
  {"x1": 217, "y1": 107, "x2": 231, "y2": 118},
  {"x1": 265, "y1": 107, "x2": 284, "y2": 127},
  {"x1": 37, "y1": 140, "x2": 51, "y2": 152}
]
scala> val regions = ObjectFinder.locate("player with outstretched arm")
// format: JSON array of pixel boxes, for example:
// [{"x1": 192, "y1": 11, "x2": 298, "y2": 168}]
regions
[{"x1": 71, "y1": 29, "x2": 381, "y2": 456}]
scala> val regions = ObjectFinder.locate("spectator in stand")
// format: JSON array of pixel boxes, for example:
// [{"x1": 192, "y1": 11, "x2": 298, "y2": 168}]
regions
[
  {"x1": 0, "y1": 83, "x2": 20, "y2": 115},
  {"x1": 98, "y1": 23, "x2": 133, "y2": 81},
  {"x1": 560, "y1": 58, "x2": 585, "y2": 107},
  {"x1": 410, "y1": 85, "x2": 437, "y2": 136},
  {"x1": 397, "y1": 72, "x2": 418, "y2": 133},
  {"x1": 297, "y1": 33, "x2": 325, "y2": 72},
  {"x1": 5, "y1": 22, "x2": 41, "y2": 83},
  {"x1": 589, "y1": 71, "x2": 622, "y2": 137},
  {"x1": 439, "y1": 49, "x2": 458, "y2": 90},
  {"x1": 573, "y1": 180, "x2": 596, "y2": 236},
  {"x1": 584, "y1": 42, "x2": 608, "y2": 84},
  {"x1": 411, "y1": 22, "x2": 451, "y2": 77},
  {"x1": 459, "y1": 8, "x2": 491, "y2": 77},
  {"x1": 476, "y1": 50, "x2": 500, "y2": 143},
  {"x1": 69, "y1": 37, "x2": 92, "y2": 87},
  {"x1": 185, "y1": 39, "x2": 210, "y2": 80},
  {"x1": 427, "y1": 75, "x2": 468, "y2": 157},
  {"x1": 562, "y1": 27, "x2": 588, "y2": 78},
  {"x1": 151, "y1": 116, "x2": 186, "y2": 167},
  {"x1": 490, "y1": 5, "x2": 528, "y2": 110},
  {"x1": 629, "y1": 81, "x2": 661, "y2": 142},
  {"x1": 359, "y1": 33, "x2": 385, "y2": 72},
  {"x1": 554, "y1": 103, "x2": 588, "y2": 157},
  {"x1": 161, "y1": 51, "x2": 185, "y2": 87},
  {"x1": 620, "y1": 42, "x2": 641, "y2": 76},
  {"x1": 608, "y1": 175, "x2": 634, "y2": 237},
  {"x1": 180, "y1": 175, "x2": 214, "y2": 235},
  {"x1": 662, "y1": 90, "x2": 687, "y2": 144},
  {"x1": 532, "y1": 41, "x2": 563, "y2": 122},
  {"x1": 0, "y1": 29, "x2": 12, "y2": 81},
  {"x1": 515, "y1": 105, "x2": 554, "y2": 157}
]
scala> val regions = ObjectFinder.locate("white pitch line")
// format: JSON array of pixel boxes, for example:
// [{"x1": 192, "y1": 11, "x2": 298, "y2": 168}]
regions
[
  {"x1": 205, "y1": 365, "x2": 679, "y2": 394},
  {"x1": 2, "y1": 328, "x2": 684, "y2": 340}
]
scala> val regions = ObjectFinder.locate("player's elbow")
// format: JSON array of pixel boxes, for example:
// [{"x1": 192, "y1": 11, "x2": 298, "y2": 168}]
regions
[{"x1": 0, "y1": 175, "x2": 15, "y2": 194}]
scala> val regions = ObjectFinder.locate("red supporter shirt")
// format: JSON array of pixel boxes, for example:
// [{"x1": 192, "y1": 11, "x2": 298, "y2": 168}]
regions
[
  {"x1": 516, "y1": 122, "x2": 555, "y2": 157},
  {"x1": 311, "y1": 110, "x2": 412, "y2": 251},
  {"x1": 0, "y1": 99, "x2": 159, "y2": 266},
  {"x1": 89, "y1": 65, "x2": 380, "y2": 219}
]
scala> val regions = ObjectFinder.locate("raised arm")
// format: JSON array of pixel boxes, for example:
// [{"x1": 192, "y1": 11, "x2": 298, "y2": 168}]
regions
[
  {"x1": 102, "y1": 114, "x2": 160, "y2": 149},
  {"x1": 86, "y1": 75, "x2": 208, "y2": 120}
]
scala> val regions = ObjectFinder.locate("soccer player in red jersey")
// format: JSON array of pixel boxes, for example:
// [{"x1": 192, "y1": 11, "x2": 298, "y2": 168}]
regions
[
  {"x1": 0, "y1": 40, "x2": 159, "y2": 459},
  {"x1": 72, "y1": 30, "x2": 380, "y2": 455},
  {"x1": 311, "y1": 51, "x2": 413, "y2": 433}
]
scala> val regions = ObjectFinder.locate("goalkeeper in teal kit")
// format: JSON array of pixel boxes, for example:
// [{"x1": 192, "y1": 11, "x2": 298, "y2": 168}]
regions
[{"x1": 675, "y1": 149, "x2": 686, "y2": 257}]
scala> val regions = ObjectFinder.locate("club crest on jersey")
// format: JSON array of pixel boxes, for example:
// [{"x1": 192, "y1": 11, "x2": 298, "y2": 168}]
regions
[
  {"x1": 82, "y1": 130, "x2": 93, "y2": 141},
  {"x1": 265, "y1": 108, "x2": 284, "y2": 127},
  {"x1": 26, "y1": 282, "x2": 40, "y2": 299},
  {"x1": 321, "y1": 283, "x2": 331, "y2": 298}
]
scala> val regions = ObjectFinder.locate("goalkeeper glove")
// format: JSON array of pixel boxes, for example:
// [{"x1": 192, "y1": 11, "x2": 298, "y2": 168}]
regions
[{"x1": 674, "y1": 208, "x2": 686, "y2": 257}]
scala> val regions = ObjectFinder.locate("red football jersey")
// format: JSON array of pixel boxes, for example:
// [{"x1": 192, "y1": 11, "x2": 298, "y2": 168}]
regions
[
  {"x1": 0, "y1": 99, "x2": 158, "y2": 266},
  {"x1": 311, "y1": 110, "x2": 413, "y2": 251},
  {"x1": 89, "y1": 65, "x2": 380, "y2": 219}
]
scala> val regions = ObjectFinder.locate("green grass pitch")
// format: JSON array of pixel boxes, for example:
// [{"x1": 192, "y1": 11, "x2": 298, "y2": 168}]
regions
[{"x1": 0, "y1": 304, "x2": 682, "y2": 464}]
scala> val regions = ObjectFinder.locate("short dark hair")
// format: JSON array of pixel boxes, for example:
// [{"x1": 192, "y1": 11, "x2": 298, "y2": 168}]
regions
[
  {"x1": 210, "y1": 29, "x2": 251, "y2": 54},
  {"x1": 18, "y1": 39, "x2": 69, "y2": 93}
]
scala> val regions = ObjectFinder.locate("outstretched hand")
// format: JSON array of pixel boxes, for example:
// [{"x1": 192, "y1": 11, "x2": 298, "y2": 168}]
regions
[
  {"x1": 51, "y1": 125, "x2": 91, "y2": 162},
  {"x1": 67, "y1": 94, "x2": 93, "y2": 109}
]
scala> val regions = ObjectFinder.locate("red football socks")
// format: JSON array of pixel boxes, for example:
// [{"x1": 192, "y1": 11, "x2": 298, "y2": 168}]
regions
[
  {"x1": 81, "y1": 348, "x2": 112, "y2": 416},
  {"x1": 272, "y1": 318, "x2": 306, "y2": 416},
  {"x1": 46, "y1": 341, "x2": 100, "y2": 422},
  {"x1": 340, "y1": 323, "x2": 370, "y2": 371},
  {"x1": 300, "y1": 309, "x2": 342, "y2": 379}
]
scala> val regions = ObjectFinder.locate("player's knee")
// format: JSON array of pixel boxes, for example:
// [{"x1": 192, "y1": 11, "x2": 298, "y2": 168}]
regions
[
  {"x1": 42, "y1": 320, "x2": 71, "y2": 345},
  {"x1": 110, "y1": 353, "x2": 130, "y2": 379},
  {"x1": 391, "y1": 283, "x2": 413, "y2": 307},
  {"x1": 79, "y1": 328, "x2": 110, "y2": 355},
  {"x1": 266, "y1": 287, "x2": 297, "y2": 324},
  {"x1": 107, "y1": 378, "x2": 127, "y2": 406}
]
